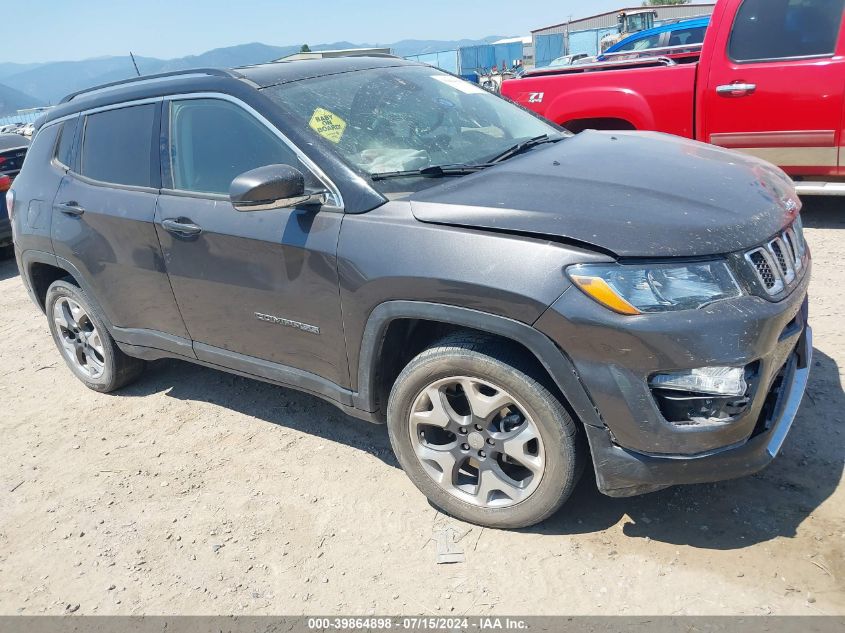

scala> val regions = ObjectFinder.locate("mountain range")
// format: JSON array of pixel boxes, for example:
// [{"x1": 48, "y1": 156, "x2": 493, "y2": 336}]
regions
[{"x1": 0, "y1": 37, "x2": 507, "y2": 115}]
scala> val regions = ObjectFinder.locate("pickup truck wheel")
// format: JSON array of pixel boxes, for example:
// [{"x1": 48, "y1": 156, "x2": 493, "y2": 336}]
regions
[
  {"x1": 46, "y1": 278, "x2": 145, "y2": 393},
  {"x1": 387, "y1": 334, "x2": 584, "y2": 529}
]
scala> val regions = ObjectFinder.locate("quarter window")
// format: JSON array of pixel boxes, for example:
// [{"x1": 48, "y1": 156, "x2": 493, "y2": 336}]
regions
[
  {"x1": 80, "y1": 104, "x2": 156, "y2": 187},
  {"x1": 618, "y1": 34, "x2": 663, "y2": 52},
  {"x1": 668, "y1": 27, "x2": 706, "y2": 47},
  {"x1": 729, "y1": 0, "x2": 844, "y2": 61},
  {"x1": 168, "y1": 98, "x2": 317, "y2": 196},
  {"x1": 55, "y1": 117, "x2": 79, "y2": 168}
]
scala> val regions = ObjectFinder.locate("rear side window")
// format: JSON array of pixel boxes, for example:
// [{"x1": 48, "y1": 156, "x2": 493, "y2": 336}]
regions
[
  {"x1": 55, "y1": 117, "x2": 79, "y2": 168},
  {"x1": 668, "y1": 27, "x2": 706, "y2": 47},
  {"x1": 618, "y1": 33, "x2": 663, "y2": 52},
  {"x1": 168, "y1": 98, "x2": 317, "y2": 195},
  {"x1": 81, "y1": 104, "x2": 156, "y2": 187},
  {"x1": 729, "y1": 0, "x2": 845, "y2": 61}
]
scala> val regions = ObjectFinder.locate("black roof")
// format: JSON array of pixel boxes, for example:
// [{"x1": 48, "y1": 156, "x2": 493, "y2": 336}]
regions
[
  {"x1": 0, "y1": 133, "x2": 29, "y2": 152},
  {"x1": 38, "y1": 57, "x2": 421, "y2": 129}
]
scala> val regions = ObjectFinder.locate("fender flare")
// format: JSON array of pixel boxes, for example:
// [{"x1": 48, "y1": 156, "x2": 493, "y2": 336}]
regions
[
  {"x1": 546, "y1": 87, "x2": 655, "y2": 130},
  {"x1": 353, "y1": 300, "x2": 604, "y2": 429},
  {"x1": 20, "y1": 249, "x2": 116, "y2": 327},
  {"x1": 18, "y1": 249, "x2": 63, "y2": 313}
]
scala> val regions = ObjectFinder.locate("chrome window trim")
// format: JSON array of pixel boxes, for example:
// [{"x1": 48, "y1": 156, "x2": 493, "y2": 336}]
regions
[
  {"x1": 38, "y1": 92, "x2": 343, "y2": 209},
  {"x1": 163, "y1": 92, "x2": 344, "y2": 209}
]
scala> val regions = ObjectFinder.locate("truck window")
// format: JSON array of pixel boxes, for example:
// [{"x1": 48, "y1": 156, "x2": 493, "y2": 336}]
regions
[
  {"x1": 729, "y1": 0, "x2": 844, "y2": 61},
  {"x1": 668, "y1": 27, "x2": 706, "y2": 47},
  {"x1": 618, "y1": 33, "x2": 663, "y2": 52}
]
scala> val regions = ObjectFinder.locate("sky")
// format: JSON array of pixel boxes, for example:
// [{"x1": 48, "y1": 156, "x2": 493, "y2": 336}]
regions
[{"x1": 4, "y1": 0, "x2": 626, "y2": 64}]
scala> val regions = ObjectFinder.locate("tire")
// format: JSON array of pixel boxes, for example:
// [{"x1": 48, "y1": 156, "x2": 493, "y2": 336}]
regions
[
  {"x1": 46, "y1": 278, "x2": 145, "y2": 393},
  {"x1": 387, "y1": 332, "x2": 584, "y2": 529}
]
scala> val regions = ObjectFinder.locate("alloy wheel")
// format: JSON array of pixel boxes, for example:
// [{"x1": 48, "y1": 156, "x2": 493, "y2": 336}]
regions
[
  {"x1": 52, "y1": 297, "x2": 106, "y2": 379},
  {"x1": 408, "y1": 376, "x2": 546, "y2": 508}
]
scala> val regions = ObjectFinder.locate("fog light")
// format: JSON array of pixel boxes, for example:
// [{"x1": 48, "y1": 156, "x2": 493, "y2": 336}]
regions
[{"x1": 650, "y1": 367, "x2": 747, "y2": 397}]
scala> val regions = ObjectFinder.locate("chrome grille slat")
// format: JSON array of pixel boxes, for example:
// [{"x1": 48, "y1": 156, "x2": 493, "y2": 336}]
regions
[
  {"x1": 744, "y1": 220, "x2": 806, "y2": 297},
  {"x1": 770, "y1": 237, "x2": 796, "y2": 284}
]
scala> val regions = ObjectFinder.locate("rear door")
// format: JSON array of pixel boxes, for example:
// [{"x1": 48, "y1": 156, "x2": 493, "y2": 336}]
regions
[
  {"x1": 51, "y1": 101, "x2": 192, "y2": 349},
  {"x1": 702, "y1": 0, "x2": 845, "y2": 177}
]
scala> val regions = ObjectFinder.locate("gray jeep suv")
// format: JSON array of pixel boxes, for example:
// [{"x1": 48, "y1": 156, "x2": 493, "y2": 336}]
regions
[{"x1": 10, "y1": 58, "x2": 812, "y2": 528}]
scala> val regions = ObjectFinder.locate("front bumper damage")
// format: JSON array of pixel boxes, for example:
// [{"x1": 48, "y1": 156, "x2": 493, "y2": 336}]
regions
[
  {"x1": 535, "y1": 262, "x2": 812, "y2": 498},
  {"x1": 584, "y1": 325, "x2": 811, "y2": 497}
]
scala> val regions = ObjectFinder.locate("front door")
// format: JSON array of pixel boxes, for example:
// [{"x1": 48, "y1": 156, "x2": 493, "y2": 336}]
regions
[
  {"x1": 155, "y1": 96, "x2": 349, "y2": 391},
  {"x1": 702, "y1": 0, "x2": 845, "y2": 177}
]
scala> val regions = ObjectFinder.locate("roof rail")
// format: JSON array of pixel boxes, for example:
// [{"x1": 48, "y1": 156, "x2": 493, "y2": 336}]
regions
[{"x1": 59, "y1": 68, "x2": 245, "y2": 104}]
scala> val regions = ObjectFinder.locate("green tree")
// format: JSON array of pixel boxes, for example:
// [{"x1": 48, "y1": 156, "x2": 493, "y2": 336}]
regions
[{"x1": 300, "y1": 44, "x2": 311, "y2": 53}]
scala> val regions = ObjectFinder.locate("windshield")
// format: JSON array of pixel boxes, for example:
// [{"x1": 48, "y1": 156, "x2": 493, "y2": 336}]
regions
[{"x1": 263, "y1": 65, "x2": 563, "y2": 191}]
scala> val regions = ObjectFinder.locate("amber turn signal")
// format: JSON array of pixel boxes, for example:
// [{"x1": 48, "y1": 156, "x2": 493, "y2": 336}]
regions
[{"x1": 569, "y1": 275, "x2": 642, "y2": 316}]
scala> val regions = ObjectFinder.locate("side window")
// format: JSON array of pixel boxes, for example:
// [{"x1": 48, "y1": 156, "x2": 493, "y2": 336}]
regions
[
  {"x1": 55, "y1": 117, "x2": 79, "y2": 168},
  {"x1": 168, "y1": 98, "x2": 318, "y2": 196},
  {"x1": 730, "y1": 0, "x2": 845, "y2": 61},
  {"x1": 618, "y1": 34, "x2": 662, "y2": 52},
  {"x1": 80, "y1": 104, "x2": 156, "y2": 187},
  {"x1": 669, "y1": 27, "x2": 706, "y2": 47}
]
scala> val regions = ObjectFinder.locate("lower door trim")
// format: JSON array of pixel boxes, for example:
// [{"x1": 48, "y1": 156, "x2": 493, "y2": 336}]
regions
[
  {"x1": 193, "y1": 342, "x2": 355, "y2": 407},
  {"x1": 710, "y1": 131, "x2": 839, "y2": 168}
]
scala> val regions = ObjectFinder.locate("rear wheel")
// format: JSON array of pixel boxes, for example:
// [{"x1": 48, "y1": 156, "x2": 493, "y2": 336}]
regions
[
  {"x1": 387, "y1": 333, "x2": 584, "y2": 529},
  {"x1": 46, "y1": 278, "x2": 144, "y2": 392}
]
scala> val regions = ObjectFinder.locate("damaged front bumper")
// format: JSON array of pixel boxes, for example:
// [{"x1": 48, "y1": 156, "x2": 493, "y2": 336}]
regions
[
  {"x1": 535, "y1": 260, "x2": 812, "y2": 498},
  {"x1": 584, "y1": 325, "x2": 811, "y2": 497}
]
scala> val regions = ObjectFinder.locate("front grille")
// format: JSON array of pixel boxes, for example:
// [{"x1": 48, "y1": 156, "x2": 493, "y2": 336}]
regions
[
  {"x1": 748, "y1": 250, "x2": 778, "y2": 291},
  {"x1": 744, "y1": 219, "x2": 806, "y2": 297}
]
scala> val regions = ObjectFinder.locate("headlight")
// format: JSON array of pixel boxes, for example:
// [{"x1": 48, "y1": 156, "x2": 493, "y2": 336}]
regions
[{"x1": 567, "y1": 261, "x2": 743, "y2": 315}]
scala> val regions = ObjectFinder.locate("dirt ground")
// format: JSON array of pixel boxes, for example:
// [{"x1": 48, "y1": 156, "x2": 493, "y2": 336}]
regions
[{"x1": 0, "y1": 199, "x2": 843, "y2": 617}]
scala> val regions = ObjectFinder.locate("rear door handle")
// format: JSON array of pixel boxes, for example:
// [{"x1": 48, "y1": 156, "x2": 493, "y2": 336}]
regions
[
  {"x1": 161, "y1": 218, "x2": 203, "y2": 237},
  {"x1": 54, "y1": 201, "x2": 85, "y2": 216},
  {"x1": 716, "y1": 83, "x2": 757, "y2": 96}
]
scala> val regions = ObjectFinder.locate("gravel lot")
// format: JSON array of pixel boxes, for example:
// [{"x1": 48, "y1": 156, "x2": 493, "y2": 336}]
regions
[{"x1": 0, "y1": 199, "x2": 843, "y2": 616}]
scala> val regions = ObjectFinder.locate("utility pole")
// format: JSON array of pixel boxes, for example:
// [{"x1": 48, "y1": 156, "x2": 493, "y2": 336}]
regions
[{"x1": 565, "y1": 14, "x2": 573, "y2": 55}]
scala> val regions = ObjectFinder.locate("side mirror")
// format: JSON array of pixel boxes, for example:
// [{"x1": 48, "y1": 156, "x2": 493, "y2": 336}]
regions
[{"x1": 229, "y1": 164, "x2": 327, "y2": 212}]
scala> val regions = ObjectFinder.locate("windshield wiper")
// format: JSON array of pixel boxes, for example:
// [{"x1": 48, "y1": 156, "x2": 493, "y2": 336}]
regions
[
  {"x1": 370, "y1": 164, "x2": 492, "y2": 181},
  {"x1": 487, "y1": 134, "x2": 562, "y2": 164}
]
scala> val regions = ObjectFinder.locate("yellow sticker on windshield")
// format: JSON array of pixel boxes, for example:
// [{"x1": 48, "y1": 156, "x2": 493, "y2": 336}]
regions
[{"x1": 309, "y1": 107, "x2": 347, "y2": 144}]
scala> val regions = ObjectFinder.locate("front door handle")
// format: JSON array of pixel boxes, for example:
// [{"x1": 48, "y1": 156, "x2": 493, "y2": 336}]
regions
[
  {"x1": 716, "y1": 82, "x2": 757, "y2": 96},
  {"x1": 54, "y1": 201, "x2": 85, "y2": 216},
  {"x1": 161, "y1": 218, "x2": 203, "y2": 237}
]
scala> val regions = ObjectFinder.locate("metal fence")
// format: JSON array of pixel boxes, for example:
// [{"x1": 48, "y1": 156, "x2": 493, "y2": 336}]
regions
[
  {"x1": 0, "y1": 108, "x2": 52, "y2": 127},
  {"x1": 404, "y1": 50, "x2": 460, "y2": 75}
]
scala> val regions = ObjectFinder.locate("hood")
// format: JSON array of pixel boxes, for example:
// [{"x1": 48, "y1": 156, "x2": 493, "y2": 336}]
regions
[{"x1": 409, "y1": 131, "x2": 800, "y2": 258}]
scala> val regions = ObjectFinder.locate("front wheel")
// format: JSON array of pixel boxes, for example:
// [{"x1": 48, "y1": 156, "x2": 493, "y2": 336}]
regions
[
  {"x1": 46, "y1": 278, "x2": 145, "y2": 393},
  {"x1": 387, "y1": 333, "x2": 584, "y2": 529}
]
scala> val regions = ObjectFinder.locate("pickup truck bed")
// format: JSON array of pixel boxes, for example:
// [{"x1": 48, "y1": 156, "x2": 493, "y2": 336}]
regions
[{"x1": 503, "y1": 0, "x2": 845, "y2": 192}]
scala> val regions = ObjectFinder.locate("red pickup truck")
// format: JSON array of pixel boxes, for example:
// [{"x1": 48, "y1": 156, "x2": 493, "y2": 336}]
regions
[{"x1": 503, "y1": 0, "x2": 845, "y2": 196}]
